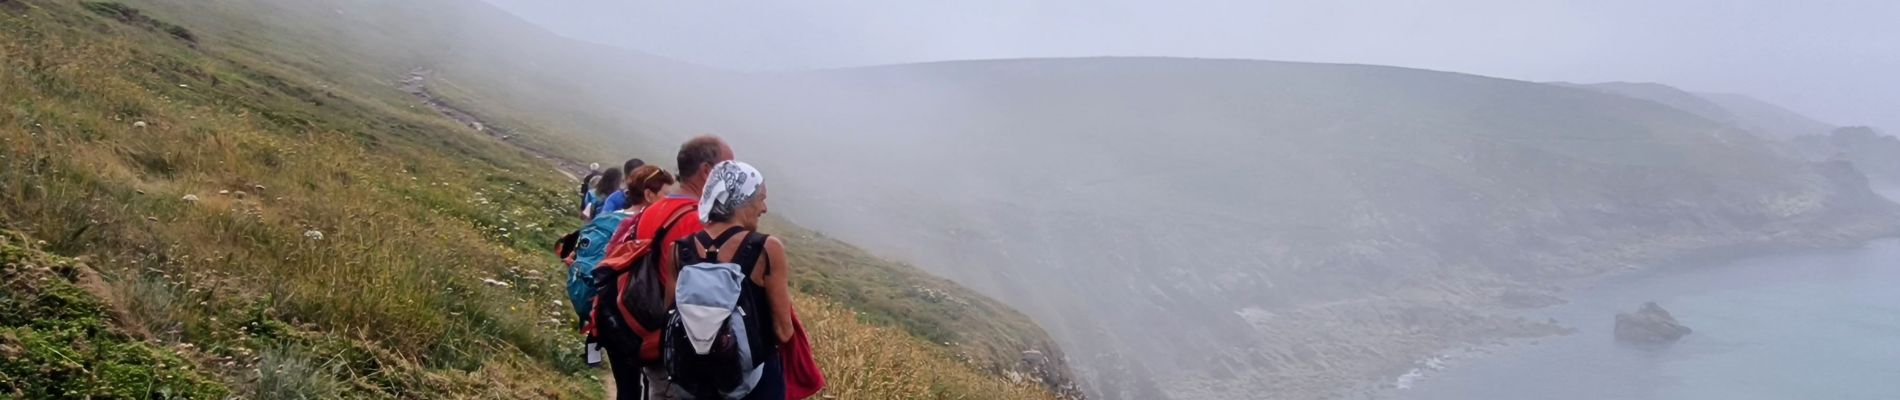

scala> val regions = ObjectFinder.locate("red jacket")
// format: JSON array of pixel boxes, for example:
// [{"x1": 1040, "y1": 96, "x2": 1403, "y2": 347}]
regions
[{"x1": 637, "y1": 196, "x2": 703, "y2": 274}]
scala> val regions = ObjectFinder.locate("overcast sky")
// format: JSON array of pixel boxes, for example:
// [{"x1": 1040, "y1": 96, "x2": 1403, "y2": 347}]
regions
[{"x1": 481, "y1": 0, "x2": 1896, "y2": 130}]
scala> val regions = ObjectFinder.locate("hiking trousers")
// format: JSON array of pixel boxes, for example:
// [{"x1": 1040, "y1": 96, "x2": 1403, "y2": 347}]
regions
[{"x1": 640, "y1": 366, "x2": 678, "y2": 400}]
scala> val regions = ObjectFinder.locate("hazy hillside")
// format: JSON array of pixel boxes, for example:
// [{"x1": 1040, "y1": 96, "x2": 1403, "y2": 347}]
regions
[
  {"x1": 1551, "y1": 82, "x2": 1839, "y2": 142},
  {"x1": 1549, "y1": 81, "x2": 1743, "y2": 132},
  {"x1": 1792, "y1": 127, "x2": 1900, "y2": 186},
  {"x1": 661, "y1": 58, "x2": 1900, "y2": 399},
  {"x1": 1, "y1": 0, "x2": 1070, "y2": 398},
  {"x1": 1695, "y1": 91, "x2": 1838, "y2": 139},
  {"x1": 1559, "y1": 81, "x2": 1899, "y2": 189},
  {"x1": 121, "y1": 0, "x2": 734, "y2": 165},
  {"x1": 1556, "y1": 82, "x2": 1900, "y2": 189}
]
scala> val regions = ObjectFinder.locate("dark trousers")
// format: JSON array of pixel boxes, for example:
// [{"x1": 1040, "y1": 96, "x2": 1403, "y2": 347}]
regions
[
  {"x1": 608, "y1": 348, "x2": 645, "y2": 399},
  {"x1": 741, "y1": 353, "x2": 785, "y2": 400}
]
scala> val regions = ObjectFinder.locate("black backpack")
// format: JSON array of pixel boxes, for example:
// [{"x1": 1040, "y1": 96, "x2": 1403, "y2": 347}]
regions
[{"x1": 664, "y1": 229, "x2": 778, "y2": 398}]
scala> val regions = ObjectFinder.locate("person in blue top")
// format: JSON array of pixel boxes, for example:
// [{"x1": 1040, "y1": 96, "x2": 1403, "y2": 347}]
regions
[
  {"x1": 577, "y1": 163, "x2": 602, "y2": 220},
  {"x1": 584, "y1": 167, "x2": 622, "y2": 220},
  {"x1": 596, "y1": 158, "x2": 645, "y2": 217}
]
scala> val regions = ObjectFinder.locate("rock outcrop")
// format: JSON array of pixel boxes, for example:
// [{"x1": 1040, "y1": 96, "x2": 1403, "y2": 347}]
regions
[{"x1": 1614, "y1": 302, "x2": 1693, "y2": 343}]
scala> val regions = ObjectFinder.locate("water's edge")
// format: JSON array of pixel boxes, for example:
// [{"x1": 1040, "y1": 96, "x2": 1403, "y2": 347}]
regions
[{"x1": 1381, "y1": 236, "x2": 1900, "y2": 400}]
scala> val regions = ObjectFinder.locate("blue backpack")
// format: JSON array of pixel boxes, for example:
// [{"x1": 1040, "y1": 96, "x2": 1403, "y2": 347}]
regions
[
  {"x1": 565, "y1": 210, "x2": 635, "y2": 325},
  {"x1": 665, "y1": 228, "x2": 776, "y2": 399}
]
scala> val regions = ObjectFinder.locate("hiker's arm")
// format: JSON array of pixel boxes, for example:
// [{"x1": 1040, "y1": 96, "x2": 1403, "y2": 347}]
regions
[{"x1": 764, "y1": 236, "x2": 795, "y2": 344}]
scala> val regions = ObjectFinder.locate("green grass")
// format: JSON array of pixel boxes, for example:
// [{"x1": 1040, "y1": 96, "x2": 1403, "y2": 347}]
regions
[
  {"x1": 80, "y1": 2, "x2": 195, "y2": 43},
  {"x1": 1, "y1": 230, "x2": 229, "y2": 399},
  {"x1": 3, "y1": 1, "x2": 597, "y2": 397}
]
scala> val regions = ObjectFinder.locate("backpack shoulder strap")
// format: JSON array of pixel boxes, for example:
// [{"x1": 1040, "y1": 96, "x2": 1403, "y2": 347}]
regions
[
  {"x1": 697, "y1": 227, "x2": 750, "y2": 263},
  {"x1": 734, "y1": 232, "x2": 772, "y2": 277}
]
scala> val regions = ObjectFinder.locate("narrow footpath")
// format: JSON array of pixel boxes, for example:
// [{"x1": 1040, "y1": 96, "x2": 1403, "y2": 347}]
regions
[{"x1": 399, "y1": 68, "x2": 591, "y2": 180}]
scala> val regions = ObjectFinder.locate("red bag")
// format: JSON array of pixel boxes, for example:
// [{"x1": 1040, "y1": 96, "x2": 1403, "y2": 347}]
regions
[{"x1": 784, "y1": 309, "x2": 826, "y2": 400}]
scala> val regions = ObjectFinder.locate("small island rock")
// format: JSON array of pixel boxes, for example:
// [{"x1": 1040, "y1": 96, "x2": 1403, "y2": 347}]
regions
[{"x1": 1614, "y1": 301, "x2": 1692, "y2": 343}]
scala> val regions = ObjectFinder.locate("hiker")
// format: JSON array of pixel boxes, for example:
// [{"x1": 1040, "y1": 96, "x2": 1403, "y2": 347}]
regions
[
  {"x1": 597, "y1": 158, "x2": 647, "y2": 216},
  {"x1": 585, "y1": 167, "x2": 622, "y2": 220},
  {"x1": 623, "y1": 164, "x2": 674, "y2": 216},
  {"x1": 578, "y1": 163, "x2": 602, "y2": 220},
  {"x1": 596, "y1": 136, "x2": 733, "y2": 399},
  {"x1": 669, "y1": 160, "x2": 794, "y2": 399}
]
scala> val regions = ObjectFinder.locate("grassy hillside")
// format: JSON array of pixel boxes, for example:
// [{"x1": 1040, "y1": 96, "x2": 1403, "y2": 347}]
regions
[
  {"x1": 105, "y1": 0, "x2": 1079, "y2": 391},
  {"x1": 0, "y1": 1, "x2": 1061, "y2": 398}
]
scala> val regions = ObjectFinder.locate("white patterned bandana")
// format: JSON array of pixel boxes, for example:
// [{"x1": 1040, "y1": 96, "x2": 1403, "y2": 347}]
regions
[{"x1": 699, "y1": 160, "x2": 763, "y2": 223}]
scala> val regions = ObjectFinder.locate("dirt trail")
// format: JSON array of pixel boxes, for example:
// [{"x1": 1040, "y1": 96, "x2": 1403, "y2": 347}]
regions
[{"x1": 400, "y1": 68, "x2": 589, "y2": 180}]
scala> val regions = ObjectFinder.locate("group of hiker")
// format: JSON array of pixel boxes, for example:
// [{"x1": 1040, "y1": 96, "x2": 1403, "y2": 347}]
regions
[{"x1": 557, "y1": 135, "x2": 822, "y2": 400}]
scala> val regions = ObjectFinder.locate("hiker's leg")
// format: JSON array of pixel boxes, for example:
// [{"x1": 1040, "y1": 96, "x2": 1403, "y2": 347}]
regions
[
  {"x1": 609, "y1": 354, "x2": 643, "y2": 400},
  {"x1": 740, "y1": 354, "x2": 785, "y2": 400},
  {"x1": 642, "y1": 366, "x2": 676, "y2": 400}
]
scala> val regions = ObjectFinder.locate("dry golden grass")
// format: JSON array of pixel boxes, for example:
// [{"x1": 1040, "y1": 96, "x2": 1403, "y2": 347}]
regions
[{"x1": 798, "y1": 296, "x2": 1060, "y2": 400}]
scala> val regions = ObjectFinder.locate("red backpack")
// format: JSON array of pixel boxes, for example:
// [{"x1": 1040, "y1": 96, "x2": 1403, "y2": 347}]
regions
[{"x1": 590, "y1": 198, "x2": 699, "y2": 364}]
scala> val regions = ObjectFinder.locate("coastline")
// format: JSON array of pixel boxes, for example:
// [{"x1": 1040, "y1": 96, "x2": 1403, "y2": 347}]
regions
[{"x1": 1361, "y1": 209, "x2": 1900, "y2": 400}]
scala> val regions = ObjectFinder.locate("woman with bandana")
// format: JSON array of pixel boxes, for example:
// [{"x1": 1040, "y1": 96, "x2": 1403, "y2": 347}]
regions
[{"x1": 676, "y1": 160, "x2": 795, "y2": 399}]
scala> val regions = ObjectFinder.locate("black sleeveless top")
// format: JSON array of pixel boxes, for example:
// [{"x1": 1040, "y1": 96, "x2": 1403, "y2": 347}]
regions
[{"x1": 676, "y1": 227, "x2": 780, "y2": 361}]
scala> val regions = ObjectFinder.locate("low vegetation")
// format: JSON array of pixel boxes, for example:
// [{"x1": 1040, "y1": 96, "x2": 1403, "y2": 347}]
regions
[
  {"x1": 80, "y1": 2, "x2": 194, "y2": 43},
  {"x1": 1, "y1": 231, "x2": 228, "y2": 399},
  {"x1": 1, "y1": 1, "x2": 1061, "y2": 398}
]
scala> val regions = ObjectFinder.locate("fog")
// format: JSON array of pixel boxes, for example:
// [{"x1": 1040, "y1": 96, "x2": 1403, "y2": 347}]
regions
[
  {"x1": 483, "y1": 0, "x2": 1900, "y2": 131},
  {"x1": 281, "y1": 0, "x2": 1900, "y2": 398}
]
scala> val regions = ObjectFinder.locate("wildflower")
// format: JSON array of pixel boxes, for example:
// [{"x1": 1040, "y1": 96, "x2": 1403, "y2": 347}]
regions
[
  {"x1": 182, "y1": 194, "x2": 199, "y2": 202},
  {"x1": 303, "y1": 230, "x2": 324, "y2": 241}
]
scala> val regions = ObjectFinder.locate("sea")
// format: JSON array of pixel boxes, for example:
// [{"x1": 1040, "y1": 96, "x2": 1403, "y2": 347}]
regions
[{"x1": 1392, "y1": 236, "x2": 1900, "y2": 400}]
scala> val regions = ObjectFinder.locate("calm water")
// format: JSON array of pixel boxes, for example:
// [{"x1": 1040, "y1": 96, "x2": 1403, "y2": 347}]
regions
[{"x1": 1395, "y1": 238, "x2": 1900, "y2": 400}]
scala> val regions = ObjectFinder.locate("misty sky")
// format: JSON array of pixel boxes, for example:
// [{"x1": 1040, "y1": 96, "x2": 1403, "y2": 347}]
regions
[{"x1": 481, "y1": 0, "x2": 1897, "y2": 130}]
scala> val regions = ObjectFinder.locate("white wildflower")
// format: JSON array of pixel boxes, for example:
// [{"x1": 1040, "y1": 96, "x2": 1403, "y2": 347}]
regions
[
  {"x1": 181, "y1": 194, "x2": 199, "y2": 202},
  {"x1": 303, "y1": 230, "x2": 324, "y2": 241}
]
